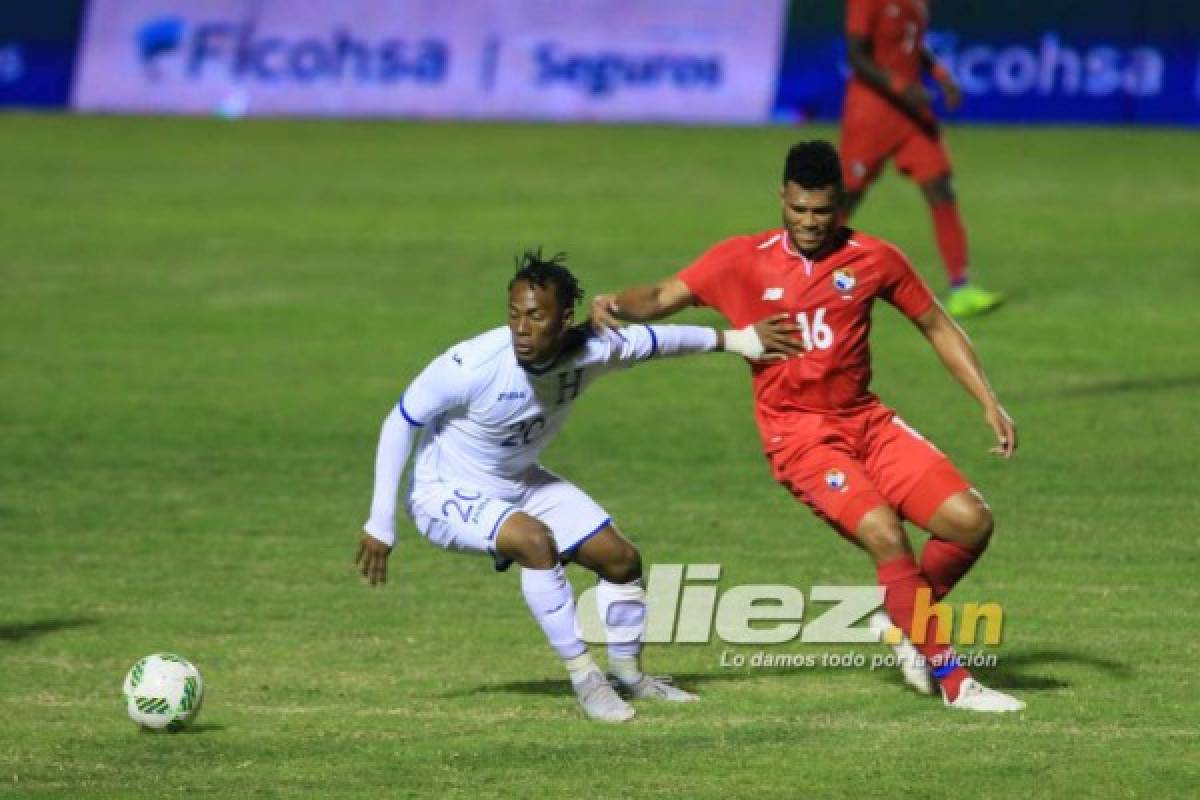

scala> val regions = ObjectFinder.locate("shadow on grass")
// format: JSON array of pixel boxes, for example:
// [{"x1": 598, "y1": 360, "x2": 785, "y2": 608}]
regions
[
  {"x1": 975, "y1": 648, "x2": 1132, "y2": 691},
  {"x1": 174, "y1": 722, "x2": 226, "y2": 735},
  {"x1": 0, "y1": 617, "x2": 100, "y2": 643},
  {"x1": 136, "y1": 722, "x2": 226, "y2": 735},
  {"x1": 443, "y1": 665, "x2": 859, "y2": 698},
  {"x1": 1047, "y1": 373, "x2": 1200, "y2": 399},
  {"x1": 447, "y1": 648, "x2": 1131, "y2": 698}
]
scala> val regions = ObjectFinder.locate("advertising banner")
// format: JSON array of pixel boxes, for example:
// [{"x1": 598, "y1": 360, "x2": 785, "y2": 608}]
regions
[
  {"x1": 72, "y1": 0, "x2": 788, "y2": 124},
  {"x1": 772, "y1": 0, "x2": 1200, "y2": 126},
  {"x1": 0, "y1": 2, "x2": 86, "y2": 108}
]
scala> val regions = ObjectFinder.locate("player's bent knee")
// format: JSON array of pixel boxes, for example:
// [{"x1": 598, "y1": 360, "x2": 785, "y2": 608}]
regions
[
  {"x1": 496, "y1": 514, "x2": 559, "y2": 569},
  {"x1": 935, "y1": 490, "x2": 994, "y2": 547},
  {"x1": 968, "y1": 503, "x2": 994, "y2": 547},
  {"x1": 605, "y1": 543, "x2": 642, "y2": 585},
  {"x1": 855, "y1": 508, "x2": 911, "y2": 562},
  {"x1": 577, "y1": 527, "x2": 643, "y2": 583}
]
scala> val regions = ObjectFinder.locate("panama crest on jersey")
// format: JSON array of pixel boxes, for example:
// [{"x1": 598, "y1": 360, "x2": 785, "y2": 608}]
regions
[
  {"x1": 825, "y1": 468, "x2": 848, "y2": 492},
  {"x1": 832, "y1": 268, "x2": 856, "y2": 295}
]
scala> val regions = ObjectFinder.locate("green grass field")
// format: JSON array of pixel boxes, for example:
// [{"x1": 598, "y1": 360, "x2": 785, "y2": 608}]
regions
[{"x1": 2, "y1": 114, "x2": 1198, "y2": 798}]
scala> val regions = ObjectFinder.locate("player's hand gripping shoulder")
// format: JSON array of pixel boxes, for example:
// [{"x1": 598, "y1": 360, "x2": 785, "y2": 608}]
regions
[
  {"x1": 354, "y1": 532, "x2": 392, "y2": 587},
  {"x1": 589, "y1": 277, "x2": 696, "y2": 330},
  {"x1": 590, "y1": 293, "x2": 623, "y2": 330}
]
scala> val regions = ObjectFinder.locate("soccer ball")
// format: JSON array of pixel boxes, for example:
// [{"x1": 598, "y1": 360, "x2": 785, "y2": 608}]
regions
[{"x1": 122, "y1": 653, "x2": 204, "y2": 731}]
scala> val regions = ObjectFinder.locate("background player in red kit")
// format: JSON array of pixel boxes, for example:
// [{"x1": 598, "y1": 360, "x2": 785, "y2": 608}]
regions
[
  {"x1": 842, "y1": 0, "x2": 1004, "y2": 319},
  {"x1": 591, "y1": 140, "x2": 1024, "y2": 713}
]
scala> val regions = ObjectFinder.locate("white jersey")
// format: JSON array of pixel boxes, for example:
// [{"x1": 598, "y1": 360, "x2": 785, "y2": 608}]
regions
[{"x1": 400, "y1": 324, "x2": 714, "y2": 498}]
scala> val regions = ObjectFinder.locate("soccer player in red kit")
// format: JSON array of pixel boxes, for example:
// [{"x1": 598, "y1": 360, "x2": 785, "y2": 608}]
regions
[
  {"x1": 590, "y1": 141, "x2": 1024, "y2": 712},
  {"x1": 842, "y1": 0, "x2": 1004, "y2": 319}
]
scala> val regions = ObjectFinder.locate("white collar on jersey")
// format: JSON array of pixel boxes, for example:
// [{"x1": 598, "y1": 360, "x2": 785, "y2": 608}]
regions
[{"x1": 778, "y1": 229, "x2": 815, "y2": 277}]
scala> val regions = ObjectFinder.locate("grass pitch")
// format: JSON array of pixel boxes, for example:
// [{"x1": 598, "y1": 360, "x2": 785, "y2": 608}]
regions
[{"x1": 1, "y1": 115, "x2": 1198, "y2": 798}]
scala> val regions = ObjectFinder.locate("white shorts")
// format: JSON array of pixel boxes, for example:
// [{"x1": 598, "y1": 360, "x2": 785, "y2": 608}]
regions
[{"x1": 406, "y1": 466, "x2": 611, "y2": 571}]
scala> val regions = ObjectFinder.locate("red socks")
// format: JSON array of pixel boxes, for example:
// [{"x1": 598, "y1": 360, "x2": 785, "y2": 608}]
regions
[
  {"x1": 930, "y1": 201, "x2": 969, "y2": 288},
  {"x1": 920, "y1": 538, "x2": 983, "y2": 601},
  {"x1": 877, "y1": 554, "x2": 971, "y2": 700}
]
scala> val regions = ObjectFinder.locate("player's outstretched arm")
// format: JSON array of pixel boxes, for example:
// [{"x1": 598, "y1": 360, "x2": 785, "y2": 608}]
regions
[
  {"x1": 590, "y1": 276, "x2": 696, "y2": 330},
  {"x1": 912, "y1": 303, "x2": 1017, "y2": 459},
  {"x1": 627, "y1": 314, "x2": 803, "y2": 363}
]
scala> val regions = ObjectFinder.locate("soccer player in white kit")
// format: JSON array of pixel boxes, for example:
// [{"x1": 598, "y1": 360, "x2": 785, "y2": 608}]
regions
[{"x1": 354, "y1": 250, "x2": 797, "y2": 722}]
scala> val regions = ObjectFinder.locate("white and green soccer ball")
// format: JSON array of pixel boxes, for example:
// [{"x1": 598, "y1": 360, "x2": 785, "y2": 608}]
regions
[{"x1": 122, "y1": 653, "x2": 204, "y2": 731}]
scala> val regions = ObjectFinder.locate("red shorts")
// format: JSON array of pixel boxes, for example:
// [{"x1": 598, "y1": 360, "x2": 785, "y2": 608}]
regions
[
  {"x1": 765, "y1": 403, "x2": 970, "y2": 538},
  {"x1": 840, "y1": 100, "x2": 952, "y2": 191}
]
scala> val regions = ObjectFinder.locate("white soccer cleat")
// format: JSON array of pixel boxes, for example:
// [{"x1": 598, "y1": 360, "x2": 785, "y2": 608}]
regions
[
  {"x1": 869, "y1": 611, "x2": 935, "y2": 696},
  {"x1": 619, "y1": 674, "x2": 698, "y2": 703},
  {"x1": 573, "y1": 671, "x2": 636, "y2": 722},
  {"x1": 943, "y1": 678, "x2": 1026, "y2": 713}
]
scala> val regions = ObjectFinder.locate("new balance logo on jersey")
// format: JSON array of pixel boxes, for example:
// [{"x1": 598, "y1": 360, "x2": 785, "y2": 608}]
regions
[
  {"x1": 497, "y1": 391, "x2": 527, "y2": 401},
  {"x1": 763, "y1": 287, "x2": 784, "y2": 301}
]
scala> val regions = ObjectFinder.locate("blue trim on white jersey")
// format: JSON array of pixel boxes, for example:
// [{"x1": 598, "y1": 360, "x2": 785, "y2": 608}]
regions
[
  {"x1": 488, "y1": 507, "x2": 516, "y2": 542},
  {"x1": 642, "y1": 325, "x2": 659, "y2": 358},
  {"x1": 519, "y1": 357, "x2": 560, "y2": 376},
  {"x1": 561, "y1": 516, "x2": 612, "y2": 560},
  {"x1": 486, "y1": 508, "x2": 518, "y2": 572},
  {"x1": 489, "y1": 515, "x2": 611, "y2": 572},
  {"x1": 397, "y1": 396, "x2": 423, "y2": 427}
]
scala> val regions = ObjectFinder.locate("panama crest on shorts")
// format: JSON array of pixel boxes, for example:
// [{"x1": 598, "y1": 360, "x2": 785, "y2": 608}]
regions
[{"x1": 825, "y1": 468, "x2": 849, "y2": 492}]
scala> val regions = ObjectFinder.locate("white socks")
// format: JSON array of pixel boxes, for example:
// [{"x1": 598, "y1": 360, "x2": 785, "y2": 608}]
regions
[
  {"x1": 563, "y1": 652, "x2": 600, "y2": 686},
  {"x1": 597, "y1": 579, "x2": 647, "y2": 685},
  {"x1": 522, "y1": 569, "x2": 649, "y2": 686},
  {"x1": 520, "y1": 565, "x2": 586, "y2": 661}
]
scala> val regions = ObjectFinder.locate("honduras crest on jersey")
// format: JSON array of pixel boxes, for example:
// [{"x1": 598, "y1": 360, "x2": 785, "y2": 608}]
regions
[
  {"x1": 832, "y1": 268, "x2": 856, "y2": 294},
  {"x1": 825, "y1": 468, "x2": 848, "y2": 491}
]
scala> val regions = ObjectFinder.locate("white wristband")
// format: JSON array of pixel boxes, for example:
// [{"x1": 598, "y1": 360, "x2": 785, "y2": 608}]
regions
[
  {"x1": 722, "y1": 325, "x2": 765, "y2": 359},
  {"x1": 362, "y1": 524, "x2": 396, "y2": 549}
]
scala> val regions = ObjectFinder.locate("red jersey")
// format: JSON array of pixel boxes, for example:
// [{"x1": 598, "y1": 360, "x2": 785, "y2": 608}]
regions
[
  {"x1": 844, "y1": 0, "x2": 931, "y2": 124},
  {"x1": 677, "y1": 228, "x2": 934, "y2": 445}
]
